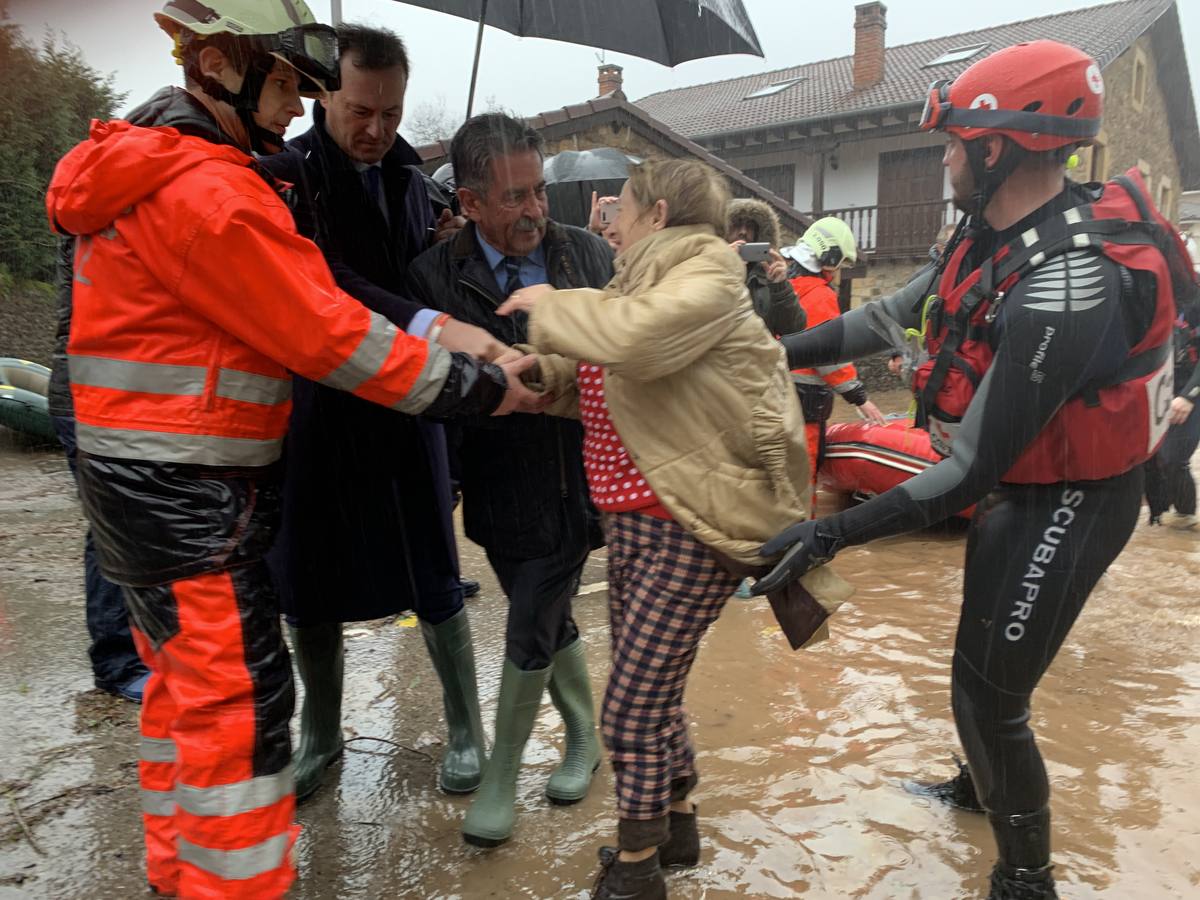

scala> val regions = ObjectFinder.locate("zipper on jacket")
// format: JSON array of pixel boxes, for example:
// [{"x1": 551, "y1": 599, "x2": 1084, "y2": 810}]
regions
[
  {"x1": 459, "y1": 277, "x2": 501, "y2": 309},
  {"x1": 557, "y1": 249, "x2": 581, "y2": 289},
  {"x1": 459, "y1": 276, "x2": 526, "y2": 345}
]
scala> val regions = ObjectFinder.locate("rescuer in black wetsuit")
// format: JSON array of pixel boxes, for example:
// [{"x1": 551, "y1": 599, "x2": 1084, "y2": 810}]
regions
[{"x1": 752, "y1": 41, "x2": 1185, "y2": 900}]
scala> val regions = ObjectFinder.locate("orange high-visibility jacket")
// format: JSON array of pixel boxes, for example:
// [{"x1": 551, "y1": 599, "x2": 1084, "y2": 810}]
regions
[
  {"x1": 789, "y1": 273, "x2": 861, "y2": 391},
  {"x1": 47, "y1": 119, "x2": 453, "y2": 468}
]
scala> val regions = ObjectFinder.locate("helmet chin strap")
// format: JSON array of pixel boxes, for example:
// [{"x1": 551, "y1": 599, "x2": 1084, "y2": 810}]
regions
[
  {"x1": 964, "y1": 137, "x2": 1027, "y2": 228},
  {"x1": 184, "y1": 50, "x2": 283, "y2": 154}
]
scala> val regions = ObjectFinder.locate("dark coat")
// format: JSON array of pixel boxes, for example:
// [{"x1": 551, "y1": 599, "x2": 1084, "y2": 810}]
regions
[
  {"x1": 258, "y1": 107, "x2": 460, "y2": 625},
  {"x1": 746, "y1": 268, "x2": 807, "y2": 336},
  {"x1": 725, "y1": 198, "x2": 806, "y2": 336},
  {"x1": 407, "y1": 221, "x2": 613, "y2": 560}
]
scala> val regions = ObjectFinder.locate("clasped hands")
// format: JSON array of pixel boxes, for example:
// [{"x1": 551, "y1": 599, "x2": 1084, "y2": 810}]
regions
[{"x1": 432, "y1": 285, "x2": 555, "y2": 415}]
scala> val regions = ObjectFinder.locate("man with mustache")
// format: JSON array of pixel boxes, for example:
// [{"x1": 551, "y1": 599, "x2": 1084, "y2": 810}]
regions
[{"x1": 407, "y1": 113, "x2": 614, "y2": 848}]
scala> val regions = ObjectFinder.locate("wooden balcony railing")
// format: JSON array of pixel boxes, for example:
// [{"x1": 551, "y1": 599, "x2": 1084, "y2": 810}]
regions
[{"x1": 805, "y1": 199, "x2": 959, "y2": 258}]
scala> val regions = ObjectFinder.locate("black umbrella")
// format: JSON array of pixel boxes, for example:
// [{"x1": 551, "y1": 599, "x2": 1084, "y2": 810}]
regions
[
  {"x1": 543, "y1": 148, "x2": 641, "y2": 184},
  {"x1": 543, "y1": 148, "x2": 641, "y2": 228},
  {"x1": 375, "y1": 0, "x2": 764, "y2": 115}
]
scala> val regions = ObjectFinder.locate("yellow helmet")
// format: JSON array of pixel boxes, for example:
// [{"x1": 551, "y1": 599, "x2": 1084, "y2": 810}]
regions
[
  {"x1": 155, "y1": 0, "x2": 339, "y2": 96},
  {"x1": 801, "y1": 216, "x2": 858, "y2": 269}
]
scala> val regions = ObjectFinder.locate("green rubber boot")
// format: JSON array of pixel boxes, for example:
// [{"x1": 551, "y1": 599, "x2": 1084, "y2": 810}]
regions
[
  {"x1": 462, "y1": 660, "x2": 549, "y2": 847},
  {"x1": 289, "y1": 622, "x2": 345, "y2": 803},
  {"x1": 420, "y1": 608, "x2": 486, "y2": 794},
  {"x1": 545, "y1": 639, "x2": 601, "y2": 804}
]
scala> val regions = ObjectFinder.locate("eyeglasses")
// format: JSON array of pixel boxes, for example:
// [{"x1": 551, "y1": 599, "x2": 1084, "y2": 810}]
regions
[
  {"x1": 919, "y1": 79, "x2": 953, "y2": 132},
  {"x1": 494, "y1": 184, "x2": 548, "y2": 210}
]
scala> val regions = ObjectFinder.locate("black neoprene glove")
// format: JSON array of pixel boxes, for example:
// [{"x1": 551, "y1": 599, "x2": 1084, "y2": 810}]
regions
[{"x1": 751, "y1": 519, "x2": 845, "y2": 595}]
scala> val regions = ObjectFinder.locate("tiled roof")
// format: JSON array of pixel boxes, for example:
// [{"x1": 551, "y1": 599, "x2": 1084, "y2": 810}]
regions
[
  {"x1": 415, "y1": 94, "x2": 811, "y2": 235},
  {"x1": 636, "y1": 0, "x2": 1174, "y2": 139}
]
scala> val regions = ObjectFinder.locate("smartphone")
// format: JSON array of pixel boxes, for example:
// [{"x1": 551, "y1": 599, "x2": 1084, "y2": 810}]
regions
[
  {"x1": 599, "y1": 202, "x2": 620, "y2": 226},
  {"x1": 738, "y1": 242, "x2": 772, "y2": 263}
]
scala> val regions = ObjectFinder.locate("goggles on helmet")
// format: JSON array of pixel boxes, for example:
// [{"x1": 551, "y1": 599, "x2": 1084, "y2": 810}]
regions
[
  {"x1": 257, "y1": 24, "x2": 340, "y2": 93},
  {"x1": 919, "y1": 80, "x2": 953, "y2": 132},
  {"x1": 918, "y1": 77, "x2": 1099, "y2": 140}
]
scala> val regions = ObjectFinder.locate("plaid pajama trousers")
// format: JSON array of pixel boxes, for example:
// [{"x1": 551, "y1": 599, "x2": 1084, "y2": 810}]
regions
[{"x1": 602, "y1": 512, "x2": 741, "y2": 824}]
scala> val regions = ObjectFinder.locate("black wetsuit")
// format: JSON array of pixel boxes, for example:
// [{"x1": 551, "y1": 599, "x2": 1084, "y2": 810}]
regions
[{"x1": 780, "y1": 184, "x2": 1158, "y2": 841}]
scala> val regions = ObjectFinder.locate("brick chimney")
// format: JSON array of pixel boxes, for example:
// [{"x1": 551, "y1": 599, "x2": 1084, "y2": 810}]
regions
[
  {"x1": 597, "y1": 63, "x2": 625, "y2": 99},
  {"x1": 853, "y1": 2, "x2": 887, "y2": 91}
]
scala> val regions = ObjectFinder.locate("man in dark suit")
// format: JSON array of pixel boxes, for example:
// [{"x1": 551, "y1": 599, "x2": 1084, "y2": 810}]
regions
[{"x1": 260, "y1": 23, "x2": 499, "y2": 802}]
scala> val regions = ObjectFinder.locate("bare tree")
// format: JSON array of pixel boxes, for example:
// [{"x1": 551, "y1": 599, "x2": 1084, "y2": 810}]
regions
[
  {"x1": 402, "y1": 94, "x2": 523, "y2": 147},
  {"x1": 402, "y1": 95, "x2": 461, "y2": 147}
]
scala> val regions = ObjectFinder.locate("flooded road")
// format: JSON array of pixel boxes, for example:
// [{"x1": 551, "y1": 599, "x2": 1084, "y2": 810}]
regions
[{"x1": 1, "y1": 392, "x2": 1198, "y2": 898}]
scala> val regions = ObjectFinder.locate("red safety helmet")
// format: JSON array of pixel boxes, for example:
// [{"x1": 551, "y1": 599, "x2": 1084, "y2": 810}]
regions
[{"x1": 919, "y1": 40, "x2": 1103, "y2": 152}]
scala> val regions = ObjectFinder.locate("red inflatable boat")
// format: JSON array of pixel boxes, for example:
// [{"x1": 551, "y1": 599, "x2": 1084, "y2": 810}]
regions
[{"x1": 818, "y1": 420, "x2": 975, "y2": 520}]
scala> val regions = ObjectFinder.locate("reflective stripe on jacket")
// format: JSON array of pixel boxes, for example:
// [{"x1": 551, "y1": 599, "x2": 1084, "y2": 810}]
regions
[
  {"x1": 789, "y1": 274, "x2": 861, "y2": 391},
  {"x1": 47, "y1": 117, "x2": 451, "y2": 467}
]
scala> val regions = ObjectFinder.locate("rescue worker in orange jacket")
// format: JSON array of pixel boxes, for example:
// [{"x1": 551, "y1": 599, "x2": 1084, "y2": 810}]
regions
[
  {"x1": 756, "y1": 42, "x2": 1183, "y2": 898},
  {"x1": 782, "y1": 219, "x2": 886, "y2": 496},
  {"x1": 45, "y1": 2, "x2": 538, "y2": 897}
]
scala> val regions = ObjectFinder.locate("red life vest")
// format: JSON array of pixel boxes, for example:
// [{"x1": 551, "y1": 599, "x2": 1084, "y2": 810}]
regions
[{"x1": 911, "y1": 168, "x2": 1185, "y2": 484}]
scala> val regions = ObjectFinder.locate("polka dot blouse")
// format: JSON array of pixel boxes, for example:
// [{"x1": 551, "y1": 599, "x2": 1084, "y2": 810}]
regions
[{"x1": 577, "y1": 363, "x2": 672, "y2": 520}]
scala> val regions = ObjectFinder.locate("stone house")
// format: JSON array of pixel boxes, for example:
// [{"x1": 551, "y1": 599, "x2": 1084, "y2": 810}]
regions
[{"x1": 635, "y1": 0, "x2": 1200, "y2": 306}]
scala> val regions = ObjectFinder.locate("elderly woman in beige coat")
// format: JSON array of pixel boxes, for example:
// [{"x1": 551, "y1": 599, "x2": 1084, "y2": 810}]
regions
[{"x1": 499, "y1": 159, "x2": 848, "y2": 900}]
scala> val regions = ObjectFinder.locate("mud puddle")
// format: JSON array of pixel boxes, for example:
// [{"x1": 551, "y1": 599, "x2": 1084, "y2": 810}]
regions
[{"x1": 1, "y1": 393, "x2": 1197, "y2": 898}]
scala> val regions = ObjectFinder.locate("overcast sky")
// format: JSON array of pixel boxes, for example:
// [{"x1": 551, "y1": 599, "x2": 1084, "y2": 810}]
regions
[{"x1": 10, "y1": 0, "x2": 1200, "y2": 143}]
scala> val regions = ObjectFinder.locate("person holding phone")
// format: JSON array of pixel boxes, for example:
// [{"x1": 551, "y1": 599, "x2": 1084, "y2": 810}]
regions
[
  {"x1": 589, "y1": 190, "x2": 623, "y2": 253},
  {"x1": 725, "y1": 199, "x2": 807, "y2": 337}
]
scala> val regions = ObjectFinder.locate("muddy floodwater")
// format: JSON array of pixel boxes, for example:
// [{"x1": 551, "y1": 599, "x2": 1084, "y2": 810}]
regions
[{"x1": 1, "y1": 391, "x2": 1198, "y2": 898}]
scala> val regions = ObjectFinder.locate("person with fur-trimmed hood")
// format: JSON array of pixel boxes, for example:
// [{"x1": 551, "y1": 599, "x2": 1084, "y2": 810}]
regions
[{"x1": 725, "y1": 199, "x2": 807, "y2": 336}]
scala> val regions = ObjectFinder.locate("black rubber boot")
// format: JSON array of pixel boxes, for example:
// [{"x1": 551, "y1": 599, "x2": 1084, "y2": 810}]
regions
[
  {"x1": 289, "y1": 622, "x2": 345, "y2": 803},
  {"x1": 591, "y1": 849, "x2": 666, "y2": 900},
  {"x1": 987, "y1": 864, "x2": 1058, "y2": 899},
  {"x1": 905, "y1": 756, "x2": 985, "y2": 812},
  {"x1": 658, "y1": 808, "x2": 699, "y2": 868},
  {"x1": 987, "y1": 808, "x2": 1057, "y2": 899},
  {"x1": 601, "y1": 808, "x2": 699, "y2": 869}
]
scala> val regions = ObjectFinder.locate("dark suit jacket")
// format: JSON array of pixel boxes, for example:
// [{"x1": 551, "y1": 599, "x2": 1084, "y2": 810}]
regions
[
  {"x1": 259, "y1": 107, "x2": 460, "y2": 624},
  {"x1": 407, "y1": 221, "x2": 614, "y2": 560}
]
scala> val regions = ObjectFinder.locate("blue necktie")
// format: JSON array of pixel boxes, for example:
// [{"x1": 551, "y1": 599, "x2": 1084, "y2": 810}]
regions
[
  {"x1": 502, "y1": 256, "x2": 523, "y2": 297},
  {"x1": 362, "y1": 166, "x2": 389, "y2": 227}
]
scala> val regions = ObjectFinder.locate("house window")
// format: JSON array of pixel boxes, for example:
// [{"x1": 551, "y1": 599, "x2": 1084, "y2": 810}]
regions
[
  {"x1": 744, "y1": 78, "x2": 804, "y2": 100},
  {"x1": 924, "y1": 44, "x2": 988, "y2": 67},
  {"x1": 1132, "y1": 50, "x2": 1147, "y2": 111},
  {"x1": 1158, "y1": 177, "x2": 1173, "y2": 218},
  {"x1": 1090, "y1": 142, "x2": 1107, "y2": 182},
  {"x1": 742, "y1": 164, "x2": 795, "y2": 205}
]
